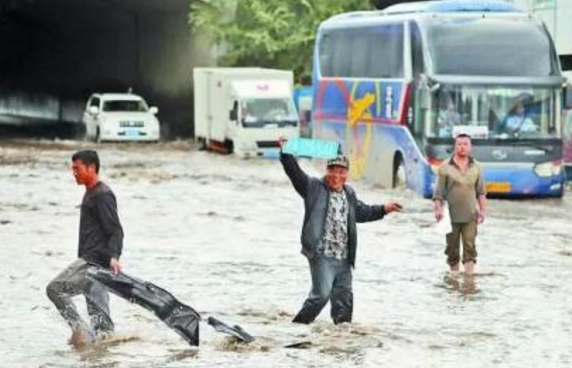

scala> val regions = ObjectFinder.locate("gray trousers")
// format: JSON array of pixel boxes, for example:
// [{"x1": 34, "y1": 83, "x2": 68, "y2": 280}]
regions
[
  {"x1": 293, "y1": 254, "x2": 353, "y2": 324},
  {"x1": 46, "y1": 258, "x2": 113, "y2": 338}
]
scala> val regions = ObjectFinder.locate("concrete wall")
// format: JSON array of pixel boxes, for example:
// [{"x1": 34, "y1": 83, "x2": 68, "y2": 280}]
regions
[{"x1": 137, "y1": 12, "x2": 216, "y2": 137}]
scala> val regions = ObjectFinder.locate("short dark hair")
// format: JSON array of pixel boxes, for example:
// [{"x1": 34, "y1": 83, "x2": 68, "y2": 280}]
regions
[
  {"x1": 72, "y1": 150, "x2": 100, "y2": 173},
  {"x1": 454, "y1": 133, "x2": 471, "y2": 142}
]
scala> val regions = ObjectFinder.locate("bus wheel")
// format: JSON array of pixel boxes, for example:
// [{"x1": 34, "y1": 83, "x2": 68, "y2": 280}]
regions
[{"x1": 393, "y1": 154, "x2": 406, "y2": 189}]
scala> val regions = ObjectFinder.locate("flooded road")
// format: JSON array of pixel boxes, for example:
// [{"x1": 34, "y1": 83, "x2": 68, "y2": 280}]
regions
[{"x1": 1, "y1": 140, "x2": 571, "y2": 367}]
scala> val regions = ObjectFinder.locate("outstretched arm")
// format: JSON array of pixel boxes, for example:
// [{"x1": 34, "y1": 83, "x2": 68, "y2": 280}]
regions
[
  {"x1": 355, "y1": 198, "x2": 402, "y2": 223},
  {"x1": 355, "y1": 200, "x2": 385, "y2": 223}
]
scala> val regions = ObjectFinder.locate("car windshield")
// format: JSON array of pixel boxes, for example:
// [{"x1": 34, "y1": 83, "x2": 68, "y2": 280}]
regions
[
  {"x1": 103, "y1": 99, "x2": 148, "y2": 112},
  {"x1": 241, "y1": 98, "x2": 297, "y2": 126},
  {"x1": 427, "y1": 85, "x2": 559, "y2": 140}
]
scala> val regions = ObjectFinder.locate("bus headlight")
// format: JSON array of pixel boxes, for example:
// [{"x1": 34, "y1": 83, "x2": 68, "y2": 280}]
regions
[{"x1": 534, "y1": 161, "x2": 562, "y2": 177}]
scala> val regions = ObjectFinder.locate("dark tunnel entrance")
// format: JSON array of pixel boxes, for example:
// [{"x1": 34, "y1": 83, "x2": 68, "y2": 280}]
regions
[{"x1": 0, "y1": 0, "x2": 206, "y2": 139}]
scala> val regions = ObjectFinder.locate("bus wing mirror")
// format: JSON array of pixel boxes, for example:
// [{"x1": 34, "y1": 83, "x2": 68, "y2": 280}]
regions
[
  {"x1": 429, "y1": 82, "x2": 441, "y2": 93},
  {"x1": 420, "y1": 74, "x2": 440, "y2": 93}
]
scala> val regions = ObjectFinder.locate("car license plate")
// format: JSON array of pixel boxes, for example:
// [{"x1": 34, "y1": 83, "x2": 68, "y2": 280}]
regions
[
  {"x1": 486, "y1": 182, "x2": 512, "y2": 193},
  {"x1": 125, "y1": 129, "x2": 139, "y2": 137}
]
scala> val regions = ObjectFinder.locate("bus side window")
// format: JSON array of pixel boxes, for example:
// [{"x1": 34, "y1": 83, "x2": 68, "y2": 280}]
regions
[
  {"x1": 350, "y1": 30, "x2": 369, "y2": 78},
  {"x1": 411, "y1": 22, "x2": 425, "y2": 78},
  {"x1": 367, "y1": 24, "x2": 404, "y2": 78},
  {"x1": 332, "y1": 32, "x2": 351, "y2": 77},
  {"x1": 321, "y1": 25, "x2": 404, "y2": 80},
  {"x1": 319, "y1": 30, "x2": 352, "y2": 78},
  {"x1": 319, "y1": 33, "x2": 333, "y2": 77}
]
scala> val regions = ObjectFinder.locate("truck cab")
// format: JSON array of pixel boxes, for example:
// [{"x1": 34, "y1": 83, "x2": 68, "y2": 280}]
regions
[{"x1": 194, "y1": 68, "x2": 299, "y2": 157}]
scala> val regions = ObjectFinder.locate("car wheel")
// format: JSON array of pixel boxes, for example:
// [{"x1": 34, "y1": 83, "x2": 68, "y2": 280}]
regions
[{"x1": 82, "y1": 123, "x2": 90, "y2": 141}]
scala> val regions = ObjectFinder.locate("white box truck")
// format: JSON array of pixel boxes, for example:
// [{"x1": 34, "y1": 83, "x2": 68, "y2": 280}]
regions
[{"x1": 193, "y1": 67, "x2": 299, "y2": 157}]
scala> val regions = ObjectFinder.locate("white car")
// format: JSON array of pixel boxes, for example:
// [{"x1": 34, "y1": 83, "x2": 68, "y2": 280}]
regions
[{"x1": 83, "y1": 93, "x2": 161, "y2": 142}]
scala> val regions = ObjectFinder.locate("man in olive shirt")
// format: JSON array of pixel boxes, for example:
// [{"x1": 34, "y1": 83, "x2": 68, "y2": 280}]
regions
[
  {"x1": 46, "y1": 150, "x2": 123, "y2": 347},
  {"x1": 433, "y1": 134, "x2": 487, "y2": 275}
]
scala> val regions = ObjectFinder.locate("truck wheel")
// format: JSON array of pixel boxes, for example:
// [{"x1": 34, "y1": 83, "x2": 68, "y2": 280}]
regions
[
  {"x1": 197, "y1": 137, "x2": 207, "y2": 151},
  {"x1": 392, "y1": 154, "x2": 406, "y2": 189},
  {"x1": 224, "y1": 139, "x2": 234, "y2": 154}
]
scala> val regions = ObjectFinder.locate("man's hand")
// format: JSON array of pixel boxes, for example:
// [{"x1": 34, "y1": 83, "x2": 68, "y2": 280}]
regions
[
  {"x1": 477, "y1": 209, "x2": 486, "y2": 224},
  {"x1": 434, "y1": 200, "x2": 443, "y2": 222},
  {"x1": 435, "y1": 208, "x2": 443, "y2": 222},
  {"x1": 278, "y1": 136, "x2": 287, "y2": 149},
  {"x1": 110, "y1": 257, "x2": 122, "y2": 275},
  {"x1": 383, "y1": 202, "x2": 403, "y2": 214}
]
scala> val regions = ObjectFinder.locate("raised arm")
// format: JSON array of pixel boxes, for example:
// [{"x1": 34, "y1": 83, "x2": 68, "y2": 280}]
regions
[{"x1": 280, "y1": 152, "x2": 311, "y2": 198}]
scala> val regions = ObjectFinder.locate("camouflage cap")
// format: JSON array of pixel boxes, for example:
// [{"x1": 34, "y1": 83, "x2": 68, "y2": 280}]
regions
[{"x1": 327, "y1": 155, "x2": 349, "y2": 169}]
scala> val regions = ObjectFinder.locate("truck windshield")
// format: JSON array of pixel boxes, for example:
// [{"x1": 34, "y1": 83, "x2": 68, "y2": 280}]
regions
[
  {"x1": 103, "y1": 100, "x2": 148, "y2": 112},
  {"x1": 241, "y1": 98, "x2": 297, "y2": 127},
  {"x1": 428, "y1": 85, "x2": 558, "y2": 140}
]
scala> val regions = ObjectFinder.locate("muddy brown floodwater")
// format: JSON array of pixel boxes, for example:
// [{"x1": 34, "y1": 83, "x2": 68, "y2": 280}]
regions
[{"x1": 1, "y1": 140, "x2": 571, "y2": 368}]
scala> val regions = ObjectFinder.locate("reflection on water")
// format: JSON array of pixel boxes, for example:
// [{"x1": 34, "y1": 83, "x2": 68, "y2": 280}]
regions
[
  {"x1": 1, "y1": 140, "x2": 572, "y2": 367},
  {"x1": 441, "y1": 273, "x2": 479, "y2": 297}
]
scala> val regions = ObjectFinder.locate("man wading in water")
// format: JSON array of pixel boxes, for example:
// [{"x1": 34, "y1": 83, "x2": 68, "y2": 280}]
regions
[
  {"x1": 279, "y1": 138, "x2": 402, "y2": 324},
  {"x1": 433, "y1": 133, "x2": 486, "y2": 276},
  {"x1": 46, "y1": 150, "x2": 123, "y2": 348}
]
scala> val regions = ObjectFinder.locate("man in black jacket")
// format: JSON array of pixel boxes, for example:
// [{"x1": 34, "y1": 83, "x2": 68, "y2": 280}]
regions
[
  {"x1": 46, "y1": 150, "x2": 123, "y2": 347},
  {"x1": 279, "y1": 141, "x2": 402, "y2": 324}
]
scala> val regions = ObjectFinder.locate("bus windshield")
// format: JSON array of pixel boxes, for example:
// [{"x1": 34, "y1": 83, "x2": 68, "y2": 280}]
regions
[
  {"x1": 241, "y1": 98, "x2": 298, "y2": 127},
  {"x1": 425, "y1": 17, "x2": 558, "y2": 77},
  {"x1": 428, "y1": 86, "x2": 558, "y2": 140}
]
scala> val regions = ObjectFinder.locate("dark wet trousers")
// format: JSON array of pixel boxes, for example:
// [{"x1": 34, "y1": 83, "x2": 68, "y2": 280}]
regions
[
  {"x1": 445, "y1": 221, "x2": 478, "y2": 266},
  {"x1": 46, "y1": 258, "x2": 114, "y2": 339},
  {"x1": 293, "y1": 254, "x2": 353, "y2": 324}
]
